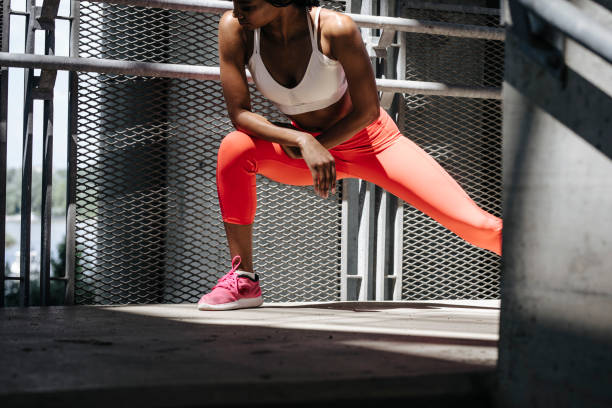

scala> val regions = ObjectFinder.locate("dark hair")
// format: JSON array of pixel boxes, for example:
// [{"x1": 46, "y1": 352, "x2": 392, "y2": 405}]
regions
[{"x1": 265, "y1": 0, "x2": 320, "y2": 8}]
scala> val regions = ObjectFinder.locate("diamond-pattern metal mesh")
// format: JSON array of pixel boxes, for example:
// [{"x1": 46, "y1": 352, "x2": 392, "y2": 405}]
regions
[
  {"x1": 401, "y1": 6, "x2": 503, "y2": 88},
  {"x1": 75, "y1": 1, "x2": 343, "y2": 304},
  {"x1": 73, "y1": 0, "x2": 501, "y2": 304},
  {"x1": 1, "y1": 0, "x2": 4, "y2": 48},
  {"x1": 398, "y1": 5, "x2": 503, "y2": 300}
]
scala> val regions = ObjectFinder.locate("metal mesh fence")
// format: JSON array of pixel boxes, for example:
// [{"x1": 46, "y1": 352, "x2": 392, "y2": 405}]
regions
[
  {"x1": 1, "y1": 0, "x2": 4, "y2": 47},
  {"x1": 74, "y1": 1, "x2": 343, "y2": 304},
  {"x1": 72, "y1": 0, "x2": 502, "y2": 304},
  {"x1": 398, "y1": 5, "x2": 503, "y2": 300}
]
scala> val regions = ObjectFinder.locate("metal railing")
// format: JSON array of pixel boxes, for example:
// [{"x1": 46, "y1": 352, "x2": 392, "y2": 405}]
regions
[
  {"x1": 515, "y1": 0, "x2": 612, "y2": 64},
  {"x1": 0, "y1": 52, "x2": 503, "y2": 99},
  {"x1": 0, "y1": 0, "x2": 505, "y2": 306},
  {"x1": 87, "y1": 0, "x2": 505, "y2": 39}
]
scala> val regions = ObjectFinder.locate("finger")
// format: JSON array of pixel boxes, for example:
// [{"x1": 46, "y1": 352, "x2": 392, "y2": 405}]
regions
[
  {"x1": 311, "y1": 170, "x2": 321, "y2": 197},
  {"x1": 322, "y1": 166, "x2": 330, "y2": 198},
  {"x1": 317, "y1": 169, "x2": 327, "y2": 198},
  {"x1": 317, "y1": 171, "x2": 325, "y2": 198},
  {"x1": 330, "y1": 163, "x2": 336, "y2": 195},
  {"x1": 321, "y1": 167, "x2": 329, "y2": 198},
  {"x1": 327, "y1": 163, "x2": 334, "y2": 196},
  {"x1": 324, "y1": 165, "x2": 332, "y2": 197}
]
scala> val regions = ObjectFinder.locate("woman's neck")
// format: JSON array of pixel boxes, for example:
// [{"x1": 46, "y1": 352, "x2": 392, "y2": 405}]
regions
[{"x1": 261, "y1": 6, "x2": 309, "y2": 45}]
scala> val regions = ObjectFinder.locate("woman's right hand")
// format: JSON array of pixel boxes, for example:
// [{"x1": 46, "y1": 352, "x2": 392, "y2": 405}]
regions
[{"x1": 297, "y1": 134, "x2": 337, "y2": 199}]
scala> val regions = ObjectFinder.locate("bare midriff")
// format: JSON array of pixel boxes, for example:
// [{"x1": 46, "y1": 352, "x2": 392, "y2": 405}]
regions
[{"x1": 286, "y1": 90, "x2": 352, "y2": 132}]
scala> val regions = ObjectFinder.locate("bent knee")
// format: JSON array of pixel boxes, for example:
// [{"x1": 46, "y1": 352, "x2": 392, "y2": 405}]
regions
[
  {"x1": 218, "y1": 131, "x2": 257, "y2": 167},
  {"x1": 219, "y1": 131, "x2": 256, "y2": 157}
]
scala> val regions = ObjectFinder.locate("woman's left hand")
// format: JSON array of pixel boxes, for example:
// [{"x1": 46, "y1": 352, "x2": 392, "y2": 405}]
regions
[{"x1": 299, "y1": 136, "x2": 337, "y2": 199}]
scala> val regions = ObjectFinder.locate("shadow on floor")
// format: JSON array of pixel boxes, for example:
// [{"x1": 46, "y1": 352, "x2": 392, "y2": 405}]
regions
[
  {"x1": 0, "y1": 304, "x2": 498, "y2": 407},
  {"x1": 262, "y1": 300, "x2": 500, "y2": 311}
]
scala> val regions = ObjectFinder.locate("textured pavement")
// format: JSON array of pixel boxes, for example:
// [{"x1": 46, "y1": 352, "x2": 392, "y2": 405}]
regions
[{"x1": 0, "y1": 300, "x2": 500, "y2": 407}]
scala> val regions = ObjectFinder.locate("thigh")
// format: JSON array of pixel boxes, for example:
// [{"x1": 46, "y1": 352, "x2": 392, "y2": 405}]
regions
[
  {"x1": 254, "y1": 138, "x2": 351, "y2": 186},
  {"x1": 345, "y1": 136, "x2": 494, "y2": 227}
]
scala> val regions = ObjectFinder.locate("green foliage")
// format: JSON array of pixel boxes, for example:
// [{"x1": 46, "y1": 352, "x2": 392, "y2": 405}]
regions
[
  {"x1": 3, "y1": 237, "x2": 69, "y2": 307},
  {"x1": 4, "y1": 168, "x2": 67, "y2": 216},
  {"x1": 50, "y1": 239, "x2": 66, "y2": 278},
  {"x1": 5, "y1": 168, "x2": 22, "y2": 215},
  {"x1": 5, "y1": 233, "x2": 16, "y2": 247},
  {"x1": 3, "y1": 277, "x2": 66, "y2": 307}
]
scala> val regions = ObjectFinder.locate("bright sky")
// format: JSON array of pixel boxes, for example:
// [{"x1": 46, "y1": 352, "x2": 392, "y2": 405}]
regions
[{"x1": 6, "y1": 0, "x2": 72, "y2": 170}]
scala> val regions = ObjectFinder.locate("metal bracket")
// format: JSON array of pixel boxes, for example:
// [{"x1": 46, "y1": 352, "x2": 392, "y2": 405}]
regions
[
  {"x1": 32, "y1": 71, "x2": 57, "y2": 100},
  {"x1": 372, "y1": 29, "x2": 396, "y2": 59},
  {"x1": 509, "y1": 0, "x2": 566, "y2": 84},
  {"x1": 33, "y1": 0, "x2": 61, "y2": 31},
  {"x1": 379, "y1": 91, "x2": 395, "y2": 110},
  {"x1": 30, "y1": 0, "x2": 60, "y2": 100}
]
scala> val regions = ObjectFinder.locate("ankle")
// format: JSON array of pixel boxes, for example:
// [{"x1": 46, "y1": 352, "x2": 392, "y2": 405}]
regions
[{"x1": 236, "y1": 270, "x2": 257, "y2": 279}]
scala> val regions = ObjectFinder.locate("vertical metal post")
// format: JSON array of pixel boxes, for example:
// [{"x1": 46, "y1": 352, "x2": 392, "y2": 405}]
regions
[
  {"x1": 19, "y1": 0, "x2": 36, "y2": 306},
  {"x1": 64, "y1": 0, "x2": 79, "y2": 305},
  {"x1": 374, "y1": 0, "x2": 397, "y2": 301},
  {"x1": 40, "y1": 100, "x2": 53, "y2": 306},
  {"x1": 358, "y1": 0, "x2": 376, "y2": 301},
  {"x1": 374, "y1": 187, "x2": 387, "y2": 300},
  {"x1": 359, "y1": 0, "x2": 372, "y2": 45},
  {"x1": 357, "y1": 180, "x2": 376, "y2": 300},
  {"x1": 341, "y1": 0, "x2": 372, "y2": 301},
  {"x1": 346, "y1": 0, "x2": 361, "y2": 14},
  {"x1": 340, "y1": 178, "x2": 359, "y2": 300},
  {"x1": 0, "y1": 0, "x2": 10, "y2": 307},
  {"x1": 39, "y1": 87, "x2": 54, "y2": 306},
  {"x1": 38, "y1": 2, "x2": 58, "y2": 304},
  {"x1": 390, "y1": 0, "x2": 406, "y2": 301},
  {"x1": 391, "y1": 195, "x2": 403, "y2": 300}
]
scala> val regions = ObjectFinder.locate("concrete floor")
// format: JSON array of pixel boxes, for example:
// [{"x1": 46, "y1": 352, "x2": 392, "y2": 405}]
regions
[{"x1": 0, "y1": 300, "x2": 500, "y2": 407}]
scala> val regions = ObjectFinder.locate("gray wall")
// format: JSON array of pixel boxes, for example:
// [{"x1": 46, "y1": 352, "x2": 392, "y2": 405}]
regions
[{"x1": 498, "y1": 0, "x2": 612, "y2": 406}]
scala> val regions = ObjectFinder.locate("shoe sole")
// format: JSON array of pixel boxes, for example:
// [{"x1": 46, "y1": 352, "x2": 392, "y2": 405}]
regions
[{"x1": 197, "y1": 296, "x2": 263, "y2": 311}]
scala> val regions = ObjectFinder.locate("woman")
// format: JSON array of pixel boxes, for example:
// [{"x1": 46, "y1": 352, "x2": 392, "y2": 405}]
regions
[{"x1": 197, "y1": 0, "x2": 502, "y2": 310}]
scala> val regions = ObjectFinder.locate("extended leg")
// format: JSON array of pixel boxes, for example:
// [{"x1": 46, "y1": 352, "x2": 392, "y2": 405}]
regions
[{"x1": 340, "y1": 136, "x2": 502, "y2": 255}]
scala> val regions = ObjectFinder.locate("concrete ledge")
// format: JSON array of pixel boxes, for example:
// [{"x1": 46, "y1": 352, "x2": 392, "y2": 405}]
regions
[{"x1": 0, "y1": 300, "x2": 500, "y2": 407}]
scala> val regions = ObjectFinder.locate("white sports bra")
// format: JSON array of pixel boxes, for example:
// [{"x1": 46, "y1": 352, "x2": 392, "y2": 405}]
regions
[{"x1": 247, "y1": 7, "x2": 348, "y2": 116}]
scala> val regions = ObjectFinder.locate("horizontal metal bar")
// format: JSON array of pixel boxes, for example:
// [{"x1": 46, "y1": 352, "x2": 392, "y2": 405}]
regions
[
  {"x1": 516, "y1": 0, "x2": 612, "y2": 64},
  {"x1": 0, "y1": 53, "x2": 502, "y2": 99},
  {"x1": 4, "y1": 276, "x2": 68, "y2": 280},
  {"x1": 377, "y1": 78, "x2": 501, "y2": 99},
  {"x1": 351, "y1": 13, "x2": 504, "y2": 40},
  {"x1": 83, "y1": 0, "x2": 505, "y2": 40},
  {"x1": 402, "y1": 0, "x2": 500, "y2": 16},
  {"x1": 10, "y1": 9, "x2": 73, "y2": 20},
  {"x1": 0, "y1": 52, "x2": 226, "y2": 80},
  {"x1": 84, "y1": 0, "x2": 233, "y2": 14}
]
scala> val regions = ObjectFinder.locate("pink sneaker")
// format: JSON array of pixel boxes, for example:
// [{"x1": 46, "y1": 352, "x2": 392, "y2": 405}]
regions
[{"x1": 197, "y1": 256, "x2": 263, "y2": 311}]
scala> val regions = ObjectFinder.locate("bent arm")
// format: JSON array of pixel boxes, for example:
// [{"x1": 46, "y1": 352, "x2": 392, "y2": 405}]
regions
[
  {"x1": 219, "y1": 11, "x2": 314, "y2": 148},
  {"x1": 315, "y1": 13, "x2": 381, "y2": 150}
]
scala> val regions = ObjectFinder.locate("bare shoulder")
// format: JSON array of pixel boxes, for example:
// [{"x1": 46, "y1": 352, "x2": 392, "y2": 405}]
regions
[
  {"x1": 317, "y1": 7, "x2": 359, "y2": 39},
  {"x1": 219, "y1": 10, "x2": 252, "y2": 62},
  {"x1": 219, "y1": 10, "x2": 243, "y2": 39}
]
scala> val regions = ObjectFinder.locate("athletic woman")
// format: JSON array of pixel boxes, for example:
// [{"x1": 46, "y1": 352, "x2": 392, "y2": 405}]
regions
[{"x1": 197, "y1": 0, "x2": 502, "y2": 310}]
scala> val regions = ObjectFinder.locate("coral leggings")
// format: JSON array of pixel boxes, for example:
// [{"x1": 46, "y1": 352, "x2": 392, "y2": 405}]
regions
[{"x1": 216, "y1": 108, "x2": 502, "y2": 255}]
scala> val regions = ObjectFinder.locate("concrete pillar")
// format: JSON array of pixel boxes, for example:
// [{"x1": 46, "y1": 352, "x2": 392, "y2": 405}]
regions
[{"x1": 498, "y1": 1, "x2": 612, "y2": 406}]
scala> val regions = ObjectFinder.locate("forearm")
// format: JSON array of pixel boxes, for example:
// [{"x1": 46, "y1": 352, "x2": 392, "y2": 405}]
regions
[
  {"x1": 316, "y1": 107, "x2": 380, "y2": 150},
  {"x1": 232, "y1": 109, "x2": 312, "y2": 147}
]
